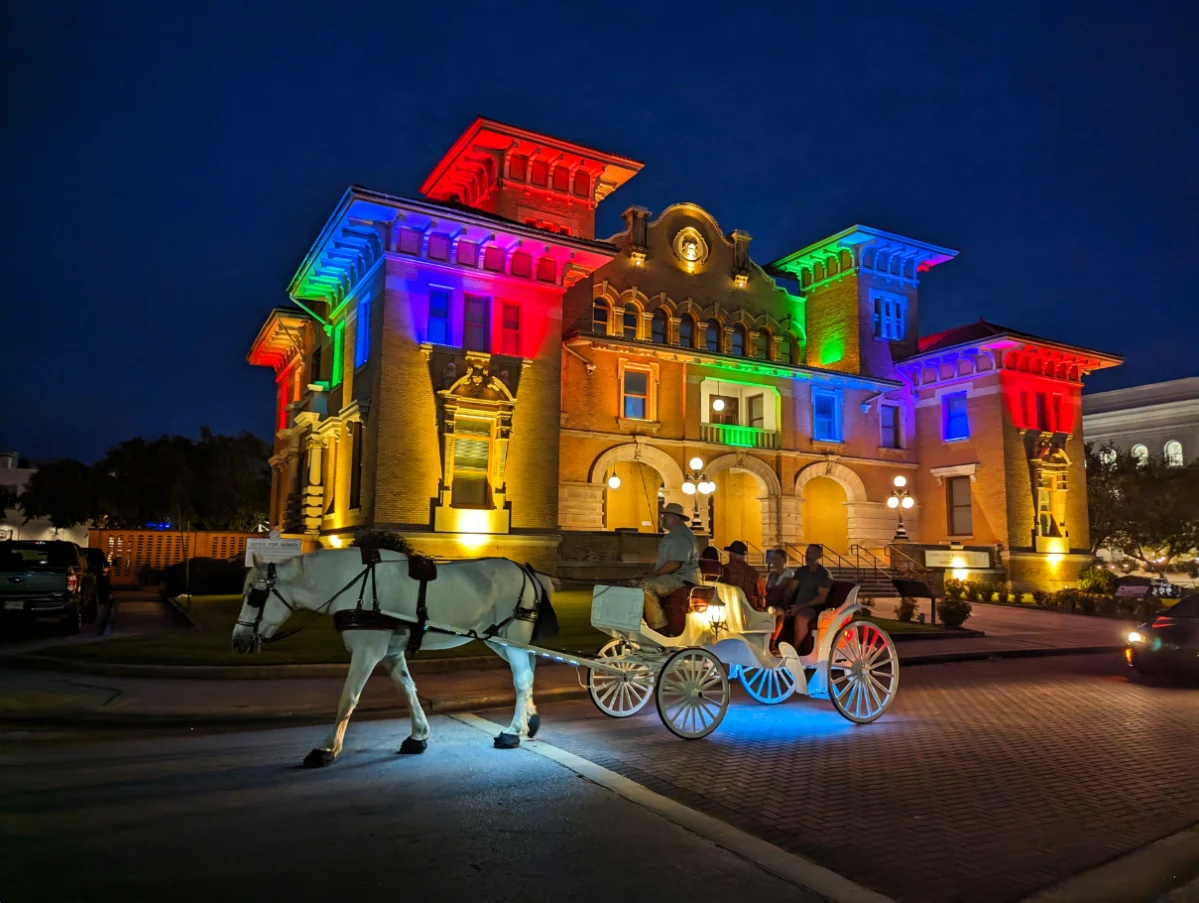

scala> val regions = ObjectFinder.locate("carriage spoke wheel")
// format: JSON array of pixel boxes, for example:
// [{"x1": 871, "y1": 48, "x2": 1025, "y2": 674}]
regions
[
  {"x1": 655, "y1": 648, "x2": 730, "y2": 739},
  {"x1": 738, "y1": 663, "x2": 797, "y2": 705},
  {"x1": 827, "y1": 621, "x2": 899, "y2": 724},
  {"x1": 588, "y1": 639, "x2": 654, "y2": 718}
]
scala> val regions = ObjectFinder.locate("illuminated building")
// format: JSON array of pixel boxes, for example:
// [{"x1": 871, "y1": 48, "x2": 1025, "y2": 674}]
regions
[{"x1": 249, "y1": 118, "x2": 1120, "y2": 587}]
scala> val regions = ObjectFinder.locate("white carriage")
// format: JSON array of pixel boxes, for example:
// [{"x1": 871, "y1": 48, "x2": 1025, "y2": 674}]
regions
[{"x1": 581, "y1": 581, "x2": 899, "y2": 739}]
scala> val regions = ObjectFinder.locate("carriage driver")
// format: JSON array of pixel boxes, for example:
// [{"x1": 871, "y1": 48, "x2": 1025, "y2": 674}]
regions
[{"x1": 638, "y1": 502, "x2": 702, "y2": 630}]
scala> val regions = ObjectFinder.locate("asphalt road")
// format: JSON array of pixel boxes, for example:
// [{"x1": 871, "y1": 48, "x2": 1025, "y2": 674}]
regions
[
  {"x1": 0, "y1": 592, "x2": 175, "y2": 655},
  {"x1": 0, "y1": 717, "x2": 819, "y2": 903}
]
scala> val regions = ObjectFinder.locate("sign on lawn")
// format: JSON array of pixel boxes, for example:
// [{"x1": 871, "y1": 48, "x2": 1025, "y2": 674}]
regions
[
  {"x1": 923, "y1": 549, "x2": 991, "y2": 569},
  {"x1": 244, "y1": 536, "x2": 304, "y2": 567}
]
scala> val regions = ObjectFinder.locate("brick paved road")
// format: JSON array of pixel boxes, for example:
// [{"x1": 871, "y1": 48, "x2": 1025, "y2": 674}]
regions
[{"x1": 511, "y1": 656, "x2": 1199, "y2": 903}]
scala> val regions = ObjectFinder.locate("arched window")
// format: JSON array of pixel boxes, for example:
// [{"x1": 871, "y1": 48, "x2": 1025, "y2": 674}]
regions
[
  {"x1": 731, "y1": 324, "x2": 747, "y2": 356},
  {"x1": 705, "y1": 318, "x2": 721, "y2": 353},
  {"x1": 651, "y1": 309, "x2": 667, "y2": 344},
  {"x1": 622, "y1": 304, "x2": 639, "y2": 339},
  {"x1": 756, "y1": 329, "x2": 771, "y2": 360},
  {"x1": 779, "y1": 333, "x2": 793, "y2": 364},
  {"x1": 679, "y1": 314, "x2": 695, "y2": 348},
  {"x1": 1131, "y1": 443, "x2": 1149, "y2": 467},
  {"x1": 592, "y1": 300, "x2": 610, "y2": 336},
  {"x1": 1165, "y1": 440, "x2": 1184, "y2": 467}
]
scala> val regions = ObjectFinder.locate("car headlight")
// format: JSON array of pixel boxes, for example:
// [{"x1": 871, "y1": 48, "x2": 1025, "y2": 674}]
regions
[{"x1": 1127, "y1": 631, "x2": 1144, "y2": 644}]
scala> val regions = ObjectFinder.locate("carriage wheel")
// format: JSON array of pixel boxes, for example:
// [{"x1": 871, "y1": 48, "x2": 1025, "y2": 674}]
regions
[
  {"x1": 739, "y1": 663, "x2": 797, "y2": 705},
  {"x1": 655, "y1": 648, "x2": 729, "y2": 740},
  {"x1": 588, "y1": 639, "x2": 654, "y2": 718},
  {"x1": 826, "y1": 621, "x2": 899, "y2": 724}
]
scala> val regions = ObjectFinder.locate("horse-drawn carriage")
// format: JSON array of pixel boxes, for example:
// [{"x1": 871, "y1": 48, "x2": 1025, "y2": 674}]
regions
[{"x1": 578, "y1": 577, "x2": 900, "y2": 739}]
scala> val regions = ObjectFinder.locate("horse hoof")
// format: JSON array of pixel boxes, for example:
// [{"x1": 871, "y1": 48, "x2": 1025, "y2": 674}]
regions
[
  {"x1": 493, "y1": 733, "x2": 521, "y2": 749},
  {"x1": 527, "y1": 714, "x2": 541, "y2": 738},
  {"x1": 399, "y1": 737, "x2": 428, "y2": 755},
  {"x1": 302, "y1": 748, "x2": 335, "y2": 768}
]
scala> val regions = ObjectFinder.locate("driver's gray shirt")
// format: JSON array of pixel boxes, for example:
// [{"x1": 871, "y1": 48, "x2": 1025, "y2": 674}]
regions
[{"x1": 655, "y1": 524, "x2": 701, "y2": 585}]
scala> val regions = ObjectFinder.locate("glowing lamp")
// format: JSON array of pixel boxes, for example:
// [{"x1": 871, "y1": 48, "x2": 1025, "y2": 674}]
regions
[
  {"x1": 705, "y1": 602, "x2": 727, "y2": 626},
  {"x1": 901, "y1": 496, "x2": 915, "y2": 509},
  {"x1": 682, "y1": 481, "x2": 697, "y2": 495},
  {"x1": 950, "y1": 557, "x2": 967, "y2": 569},
  {"x1": 689, "y1": 457, "x2": 704, "y2": 471},
  {"x1": 1127, "y1": 631, "x2": 1143, "y2": 644},
  {"x1": 952, "y1": 568, "x2": 969, "y2": 580},
  {"x1": 1047, "y1": 554, "x2": 1063, "y2": 566},
  {"x1": 892, "y1": 475, "x2": 908, "y2": 489},
  {"x1": 886, "y1": 496, "x2": 900, "y2": 509},
  {"x1": 699, "y1": 481, "x2": 714, "y2": 495},
  {"x1": 712, "y1": 398, "x2": 725, "y2": 412},
  {"x1": 328, "y1": 535, "x2": 343, "y2": 549},
  {"x1": 607, "y1": 475, "x2": 621, "y2": 490}
]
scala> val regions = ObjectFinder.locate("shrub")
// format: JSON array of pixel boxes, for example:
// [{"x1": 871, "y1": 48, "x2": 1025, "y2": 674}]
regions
[
  {"x1": 943, "y1": 578, "x2": 965, "y2": 601},
  {"x1": 351, "y1": 531, "x2": 415, "y2": 555},
  {"x1": 137, "y1": 564, "x2": 164, "y2": 587},
  {"x1": 1076, "y1": 566, "x2": 1116, "y2": 595},
  {"x1": 894, "y1": 597, "x2": 919, "y2": 622},
  {"x1": 1032, "y1": 589, "x2": 1051, "y2": 608},
  {"x1": 161, "y1": 557, "x2": 248, "y2": 598},
  {"x1": 937, "y1": 597, "x2": 973, "y2": 628}
]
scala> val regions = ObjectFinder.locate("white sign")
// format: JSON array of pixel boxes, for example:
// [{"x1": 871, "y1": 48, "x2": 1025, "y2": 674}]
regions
[
  {"x1": 245, "y1": 537, "x2": 304, "y2": 567},
  {"x1": 924, "y1": 549, "x2": 990, "y2": 569}
]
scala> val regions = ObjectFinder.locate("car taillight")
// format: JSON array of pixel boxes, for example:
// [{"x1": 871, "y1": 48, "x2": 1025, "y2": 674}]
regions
[{"x1": 66, "y1": 572, "x2": 78, "y2": 593}]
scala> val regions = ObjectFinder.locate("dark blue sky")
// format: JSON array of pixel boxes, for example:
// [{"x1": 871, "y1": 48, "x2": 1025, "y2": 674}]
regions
[{"x1": 4, "y1": 1, "x2": 1197, "y2": 463}]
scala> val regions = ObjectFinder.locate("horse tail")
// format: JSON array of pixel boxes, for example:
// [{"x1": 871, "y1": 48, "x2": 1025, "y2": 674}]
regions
[{"x1": 525, "y1": 564, "x2": 559, "y2": 641}]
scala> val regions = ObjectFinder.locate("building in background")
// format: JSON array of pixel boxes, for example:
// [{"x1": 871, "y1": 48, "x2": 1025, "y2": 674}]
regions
[
  {"x1": 249, "y1": 118, "x2": 1121, "y2": 587},
  {"x1": 1082, "y1": 377, "x2": 1199, "y2": 467},
  {"x1": 0, "y1": 452, "x2": 89, "y2": 545}
]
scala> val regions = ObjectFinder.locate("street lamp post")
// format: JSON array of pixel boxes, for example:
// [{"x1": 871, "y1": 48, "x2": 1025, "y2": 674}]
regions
[
  {"x1": 886, "y1": 474, "x2": 915, "y2": 541},
  {"x1": 682, "y1": 456, "x2": 715, "y2": 534}
]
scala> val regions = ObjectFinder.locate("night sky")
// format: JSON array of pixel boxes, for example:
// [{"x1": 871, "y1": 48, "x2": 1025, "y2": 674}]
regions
[{"x1": 4, "y1": 1, "x2": 1197, "y2": 464}]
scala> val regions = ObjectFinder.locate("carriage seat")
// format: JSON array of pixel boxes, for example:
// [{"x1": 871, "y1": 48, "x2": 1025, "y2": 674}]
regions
[
  {"x1": 698, "y1": 558, "x2": 724, "y2": 585},
  {"x1": 656, "y1": 584, "x2": 717, "y2": 637}
]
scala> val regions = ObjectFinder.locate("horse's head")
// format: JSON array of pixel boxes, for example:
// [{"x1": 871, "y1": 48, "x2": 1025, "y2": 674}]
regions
[{"x1": 231, "y1": 553, "x2": 310, "y2": 653}]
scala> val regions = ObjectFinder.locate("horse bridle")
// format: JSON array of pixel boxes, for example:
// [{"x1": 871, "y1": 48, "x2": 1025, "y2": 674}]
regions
[{"x1": 236, "y1": 563, "x2": 297, "y2": 648}]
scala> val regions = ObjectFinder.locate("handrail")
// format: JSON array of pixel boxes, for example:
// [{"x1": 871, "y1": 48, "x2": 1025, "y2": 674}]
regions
[
  {"x1": 744, "y1": 539, "x2": 767, "y2": 566},
  {"x1": 886, "y1": 543, "x2": 933, "y2": 582},
  {"x1": 849, "y1": 544, "x2": 890, "y2": 585}
]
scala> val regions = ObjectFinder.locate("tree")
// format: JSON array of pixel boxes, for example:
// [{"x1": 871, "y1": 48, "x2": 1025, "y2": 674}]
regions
[
  {"x1": 18, "y1": 459, "x2": 99, "y2": 529},
  {"x1": 1086, "y1": 443, "x2": 1199, "y2": 566}
]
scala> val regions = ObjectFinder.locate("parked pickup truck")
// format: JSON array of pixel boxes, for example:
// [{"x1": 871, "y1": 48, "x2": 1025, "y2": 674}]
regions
[{"x1": 0, "y1": 540, "x2": 97, "y2": 634}]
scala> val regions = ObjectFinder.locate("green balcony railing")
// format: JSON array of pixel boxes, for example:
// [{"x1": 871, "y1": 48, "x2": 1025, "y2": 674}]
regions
[{"x1": 700, "y1": 423, "x2": 780, "y2": 449}]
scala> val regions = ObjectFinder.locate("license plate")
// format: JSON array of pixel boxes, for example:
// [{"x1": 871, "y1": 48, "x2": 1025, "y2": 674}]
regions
[{"x1": 4, "y1": 600, "x2": 24, "y2": 611}]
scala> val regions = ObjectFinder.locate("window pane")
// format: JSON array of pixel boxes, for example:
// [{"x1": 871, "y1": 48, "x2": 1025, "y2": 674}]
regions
[
  {"x1": 463, "y1": 295, "x2": 489, "y2": 352},
  {"x1": 756, "y1": 331, "x2": 770, "y2": 359},
  {"x1": 651, "y1": 310, "x2": 666, "y2": 343},
  {"x1": 679, "y1": 316, "x2": 693, "y2": 347},
  {"x1": 706, "y1": 319, "x2": 720, "y2": 352},
  {"x1": 732, "y1": 326, "x2": 745, "y2": 356},
  {"x1": 748, "y1": 395, "x2": 764, "y2": 428},
  {"x1": 593, "y1": 302, "x2": 608, "y2": 336},
  {"x1": 710, "y1": 395, "x2": 738, "y2": 425},
  {"x1": 813, "y1": 391, "x2": 839, "y2": 441},
  {"x1": 944, "y1": 392, "x2": 969, "y2": 440},
  {"x1": 501, "y1": 304, "x2": 520, "y2": 355},
  {"x1": 880, "y1": 404, "x2": 899, "y2": 448},
  {"x1": 624, "y1": 370, "x2": 647, "y2": 396},
  {"x1": 1035, "y1": 393, "x2": 1049, "y2": 431},
  {"x1": 623, "y1": 396, "x2": 646, "y2": 419},
  {"x1": 623, "y1": 305, "x2": 638, "y2": 339}
]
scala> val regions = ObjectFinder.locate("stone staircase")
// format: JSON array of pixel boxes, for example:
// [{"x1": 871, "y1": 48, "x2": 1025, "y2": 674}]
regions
[{"x1": 826, "y1": 567, "x2": 898, "y2": 604}]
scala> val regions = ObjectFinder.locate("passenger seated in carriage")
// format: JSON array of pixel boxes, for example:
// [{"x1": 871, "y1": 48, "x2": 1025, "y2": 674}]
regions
[
  {"x1": 771, "y1": 543, "x2": 833, "y2": 654},
  {"x1": 638, "y1": 502, "x2": 702, "y2": 632},
  {"x1": 763, "y1": 548, "x2": 795, "y2": 611},
  {"x1": 717, "y1": 541, "x2": 765, "y2": 610}
]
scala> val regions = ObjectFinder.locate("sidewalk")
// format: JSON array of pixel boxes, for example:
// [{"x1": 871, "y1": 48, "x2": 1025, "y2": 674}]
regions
[{"x1": 0, "y1": 616, "x2": 1123, "y2": 726}]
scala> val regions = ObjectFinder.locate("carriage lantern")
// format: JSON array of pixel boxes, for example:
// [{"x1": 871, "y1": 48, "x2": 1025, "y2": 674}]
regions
[{"x1": 886, "y1": 474, "x2": 915, "y2": 541}]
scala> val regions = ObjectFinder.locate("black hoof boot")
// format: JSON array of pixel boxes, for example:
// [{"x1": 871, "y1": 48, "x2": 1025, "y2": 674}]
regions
[
  {"x1": 303, "y1": 748, "x2": 335, "y2": 768},
  {"x1": 493, "y1": 732, "x2": 521, "y2": 749},
  {"x1": 399, "y1": 737, "x2": 428, "y2": 755},
  {"x1": 527, "y1": 714, "x2": 541, "y2": 738}
]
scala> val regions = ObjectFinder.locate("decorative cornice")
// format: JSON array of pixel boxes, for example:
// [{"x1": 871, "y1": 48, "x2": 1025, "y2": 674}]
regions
[{"x1": 769, "y1": 225, "x2": 958, "y2": 290}]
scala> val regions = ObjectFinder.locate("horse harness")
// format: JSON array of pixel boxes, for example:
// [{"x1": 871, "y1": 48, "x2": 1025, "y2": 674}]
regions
[{"x1": 239, "y1": 548, "x2": 545, "y2": 653}]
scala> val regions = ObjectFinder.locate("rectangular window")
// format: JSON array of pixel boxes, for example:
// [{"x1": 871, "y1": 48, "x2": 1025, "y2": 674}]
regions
[
  {"x1": 536, "y1": 257, "x2": 556, "y2": 283},
  {"x1": 812, "y1": 389, "x2": 842, "y2": 443},
  {"x1": 1035, "y1": 393, "x2": 1049, "y2": 431},
  {"x1": 354, "y1": 296, "x2": 371, "y2": 367},
  {"x1": 942, "y1": 391, "x2": 969, "y2": 441},
  {"x1": 1052, "y1": 395, "x2": 1064, "y2": 432},
  {"x1": 710, "y1": 395, "x2": 739, "y2": 426},
  {"x1": 456, "y1": 241, "x2": 478, "y2": 267},
  {"x1": 501, "y1": 304, "x2": 520, "y2": 356},
  {"x1": 1038, "y1": 487, "x2": 1053, "y2": 536},
  {"x1": 873, "y1": 293, "x2": 905, "y2": 341},
  {"x1": 880, "y1": 404, "x2": 901, "y2": 448},
  {"x1": 510, "y1": 251, "x2": 532, "y2": 278},
  {"x1": 947, "y1": 476, "x2": 973, "y2": 536},
  {"x1": 623, "y1": 369, "x2": 649, "y2": 420},
  {"x1": 428, "y1": 289, "x2": 451, "y2": 345},
  {"x1": 483, "y1": 245, "x2": 505, "y2": 272},
  {"x1": 310, "y1": 344, "x2": 323, "y2": 384},
  {"x1": 451, "y1": 418, "x2": 491, "y2": 508},
  {"x1": 748, "y1": 394, "x2": 765, "y2": 429},
  {"x1": 398, "y1": 227, "x2": 422, "y2": 255},
  {"x1": 1020, "y1": 391, "x2": 1031, "y2": 428},
  {"x1": 427, "y1": 234, "x2": 450, "y2": 261},
  {"x1": 324, "y1": 439, "x2": 338, "y2": 514},
  {"x1": 463, "y1": 294, "x2": 490, "y2": 352},
  {"x1": 331, "y1": 321, "x2": 345, "y2": 387},
  {"x1": 349, "y1": 422, "x2": 363, "y2": 510}
]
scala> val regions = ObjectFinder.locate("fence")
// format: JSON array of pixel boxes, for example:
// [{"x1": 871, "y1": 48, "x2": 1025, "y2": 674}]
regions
[{"x1": 89, "y1": 530, "x2": 260, "y2": 585}]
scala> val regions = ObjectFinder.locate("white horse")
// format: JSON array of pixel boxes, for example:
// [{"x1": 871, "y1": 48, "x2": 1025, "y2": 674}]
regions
[{"x1": 230, "y1": 548, "x2": 556, "y2": 767}]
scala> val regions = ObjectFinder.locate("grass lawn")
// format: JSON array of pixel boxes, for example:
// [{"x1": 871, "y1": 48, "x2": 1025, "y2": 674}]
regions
[{"x1": 43, "y1": 588, "x2": 946, "y2": 667}]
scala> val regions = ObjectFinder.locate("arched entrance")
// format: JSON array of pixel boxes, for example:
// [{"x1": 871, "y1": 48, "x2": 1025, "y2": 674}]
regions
[
  {"x1": 604, "y1": 461, "x2": 664, "y2": 532},
  {"x1": 801, "y1": 476, "x2": 849, "y2": 555},
  {"x1": 711, "y1": 468, "x2": 766, "y2": 553}
]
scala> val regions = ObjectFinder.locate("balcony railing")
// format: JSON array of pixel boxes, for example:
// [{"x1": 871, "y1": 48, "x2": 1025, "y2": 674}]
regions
[{"x1": 700, "y1": 423, "x2": 780, "y2": 449}]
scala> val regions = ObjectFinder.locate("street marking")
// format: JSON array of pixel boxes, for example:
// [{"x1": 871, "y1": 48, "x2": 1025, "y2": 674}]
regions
[{"x1": 451, "y1": 712, "x2": 894, "y2": 903}]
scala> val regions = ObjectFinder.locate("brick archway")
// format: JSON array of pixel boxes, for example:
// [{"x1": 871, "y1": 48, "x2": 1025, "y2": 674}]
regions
[{"x1": 589, "y1": 442, "x2": 684, "y2": 490}]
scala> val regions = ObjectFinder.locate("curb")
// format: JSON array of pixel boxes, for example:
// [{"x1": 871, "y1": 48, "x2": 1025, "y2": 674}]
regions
[{"x1": 160, "y1": 596, "x2": 197, "y2": 628}]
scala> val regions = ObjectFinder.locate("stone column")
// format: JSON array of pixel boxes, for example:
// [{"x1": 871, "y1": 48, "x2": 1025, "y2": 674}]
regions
[{"x1": 302, "y1": 436, "x2": 325, "y2": 537}]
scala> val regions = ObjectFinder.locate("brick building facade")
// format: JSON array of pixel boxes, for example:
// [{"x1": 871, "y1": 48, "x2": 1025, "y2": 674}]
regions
[{"x1": 248, "y1": 118, "x2": 1120, "y2": 588}]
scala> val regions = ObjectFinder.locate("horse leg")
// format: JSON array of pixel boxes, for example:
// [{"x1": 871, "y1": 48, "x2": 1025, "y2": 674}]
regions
[
  {"x1": 382, "y1": 646, "x2": 430, "y2": 754},
  {"x1": 524, "y1": 652, "x2": 540, "y2": 738},
  {"x1": 486, "y1": 641, "x2": 536, "y2": 749},
  {"x1": 303, "y1": 630, "x2": 390, "y2": 768}
]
